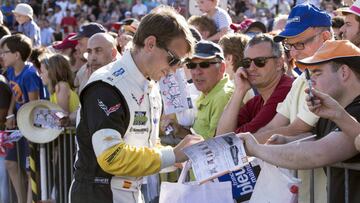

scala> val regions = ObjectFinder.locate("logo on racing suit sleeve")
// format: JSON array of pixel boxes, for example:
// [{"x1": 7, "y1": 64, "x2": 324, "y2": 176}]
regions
[{"x1": 97, "y1": 99, "x2": 121, "y2": 116}]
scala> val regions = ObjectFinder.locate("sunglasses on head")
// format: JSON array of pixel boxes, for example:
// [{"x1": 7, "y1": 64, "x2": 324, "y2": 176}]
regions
[
  {"x1": 186, "y1": 61, "x2": 219, "y2": 69},
  {"x1": 242, "y1": 56, "x2": 277, "y2": 69}
]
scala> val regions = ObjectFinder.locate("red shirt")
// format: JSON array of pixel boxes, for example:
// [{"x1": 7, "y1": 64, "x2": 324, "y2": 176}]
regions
[
  {"x1": 235, "y1": 74, "x2": 293, "y2": 133},
  {"x1": 61, "y1": 16, "x2": 77, "y2": 34}
]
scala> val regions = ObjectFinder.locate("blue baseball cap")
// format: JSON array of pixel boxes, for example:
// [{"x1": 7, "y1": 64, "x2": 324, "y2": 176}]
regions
[
  {"x1": 190, "y1": 40, "x2": 224, "y2": 61},
  {"x1": 274, "y1": 3, "x2": 331, "y2": 42}
]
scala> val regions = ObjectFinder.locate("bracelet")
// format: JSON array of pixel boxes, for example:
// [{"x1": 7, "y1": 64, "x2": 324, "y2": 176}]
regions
[{"x1": 6, "y1": 114, "x2": 14, "y2": 120}]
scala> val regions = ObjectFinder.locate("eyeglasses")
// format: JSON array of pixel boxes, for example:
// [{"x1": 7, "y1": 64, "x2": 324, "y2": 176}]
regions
[
  {"x1": 283, "y1": 33, "x2": 320, "y2": 51},
  {"x1": 163, "y1": 47, "x2": 183, "y2": 67},
  {"x1": 242, "y1": 56, "x2": 277, "y2": 69},
  {"x1": 186, "y1": 61, "x2": 219, "y2": 69}
]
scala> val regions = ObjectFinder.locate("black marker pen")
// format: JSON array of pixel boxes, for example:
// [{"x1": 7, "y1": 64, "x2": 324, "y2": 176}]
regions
[{"x1": 305, "y1": 68, "x2": 315, "y2": 106}]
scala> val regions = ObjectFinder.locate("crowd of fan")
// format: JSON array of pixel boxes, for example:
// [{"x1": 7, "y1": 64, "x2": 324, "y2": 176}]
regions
[{"x1": 0, "y1": 0, "x2": 360, "y2": 203}]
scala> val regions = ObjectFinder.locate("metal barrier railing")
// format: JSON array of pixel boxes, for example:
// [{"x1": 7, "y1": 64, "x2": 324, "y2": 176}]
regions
[
  {"x1": 42, "y1": 127, "x2": 76, "y2": 203},
  {"x1": 295, "y1": 163, "x2": 360, "y2": 203},
  {"x1": 3, "y1": 127, "x2": 76, "y2": 203},
  {"x1": 326, "y1": 163, "x2": 360, "y2": 203}
]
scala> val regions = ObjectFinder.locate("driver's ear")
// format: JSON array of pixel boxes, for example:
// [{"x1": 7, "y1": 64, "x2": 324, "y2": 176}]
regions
[{"x1": 143, "y1": 35, "x2": 157, "y2": 53}]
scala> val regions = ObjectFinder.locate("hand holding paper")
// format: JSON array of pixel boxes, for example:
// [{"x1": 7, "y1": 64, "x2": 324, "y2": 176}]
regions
[
  {"x1": 183, "y1": 132, "x2": 249, "y2": 183},
  {"x1": 174, "y1": 134, "x2": 204, "y2": 163},
  {"x1": 237, "y1": 132, "x2": 259, "y2": 156}
]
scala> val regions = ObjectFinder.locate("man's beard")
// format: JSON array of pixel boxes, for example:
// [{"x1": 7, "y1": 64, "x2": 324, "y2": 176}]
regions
[{"x1": 351, "y1": 34, "x2": 360, "y2": 47}]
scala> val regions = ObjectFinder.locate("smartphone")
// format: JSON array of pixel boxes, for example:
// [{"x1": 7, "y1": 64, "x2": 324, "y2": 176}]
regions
[{"x1": 304, "y1": 68, "x2": 315, "y2": 105}]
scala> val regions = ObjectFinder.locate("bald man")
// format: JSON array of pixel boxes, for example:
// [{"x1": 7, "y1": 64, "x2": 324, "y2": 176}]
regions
[
  {"x1": 60, "y1": 34, "x2": 119, "y2": 127},
  {"x1": 87, "y1": 32, "x2": 118, "y2": 74}
]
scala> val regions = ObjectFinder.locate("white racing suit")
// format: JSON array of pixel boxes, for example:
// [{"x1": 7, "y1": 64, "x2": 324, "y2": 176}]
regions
[{"x1": 69, "y1": 51, "x2": 175, "y2": 203}]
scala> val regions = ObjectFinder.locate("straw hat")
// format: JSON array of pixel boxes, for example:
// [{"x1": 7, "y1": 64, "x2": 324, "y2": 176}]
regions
[{"x1": 17, "y1": 100, "x2": 63, "y2": 144}]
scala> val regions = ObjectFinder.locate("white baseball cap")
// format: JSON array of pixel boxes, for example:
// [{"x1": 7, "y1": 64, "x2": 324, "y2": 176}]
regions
[{"x1": 12, "y1": 3, "x2": 33, "y2": 20}]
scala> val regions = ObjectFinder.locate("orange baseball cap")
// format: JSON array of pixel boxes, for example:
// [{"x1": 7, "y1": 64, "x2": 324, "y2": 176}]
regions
[{"x1": 296, "y1": 40, "x2": 360, "y2": 69}]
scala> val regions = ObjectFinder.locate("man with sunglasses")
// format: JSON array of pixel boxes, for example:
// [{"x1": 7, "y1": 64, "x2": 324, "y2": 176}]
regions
[
  {"x1": 182, "y1": 40, "x2": 234, "y2": 139},
  {"x1": 251, "y1": 3, "x2": 332, "y2": 203},
  {"x1": 69, "y1": 7, "x2": 202, "y2": 203},
  {"x1": 217, "y1": 34, "x2": 292, "y2": 135}
]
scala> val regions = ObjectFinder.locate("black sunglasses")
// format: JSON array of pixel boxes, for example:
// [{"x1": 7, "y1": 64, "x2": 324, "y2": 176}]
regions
[
  {"x1": 163, "y1": 47, "x2": 182, "y2": 67},
  {"x1": 243, "y1": 56, "x2": 277, "y2": 69},
  {"x1": 186, "y1": 61, "x2": 219, "y2": 69}
]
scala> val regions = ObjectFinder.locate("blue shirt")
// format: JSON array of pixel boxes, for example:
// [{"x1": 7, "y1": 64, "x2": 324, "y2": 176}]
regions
[
  {"x1": 18, "y1": 20, "x2": 41, "y2": 47},
  {"x1": 40, "y1": 27, "x2": 54, "y2": 46},
  {"x1": 6, "y1": 64, "x2": 45, "y2": 111},
  {"x1": 1, "y1": 4, "x2": 14, "y2": 25}
]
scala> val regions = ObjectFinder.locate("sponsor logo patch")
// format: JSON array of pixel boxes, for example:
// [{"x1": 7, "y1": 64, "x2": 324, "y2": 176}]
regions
[
  {"x1": 123, "y1": 180, "x2": 132, "y2": 189},
  {"x1": 103, "y1": 136, "x2": 114, "y2": 142},
  {"x1": 133, "y1": 111, "x2": 148, "y2": 125},
  {"x1": 98, "y1": 99, "x2": 121, "y2": 116},
  {"x1": 286, "y1": 16, "x2": 300, "y2": 24},
  {"x1": 112, "y1": 68, "x2": 125, "y2": 77},
  {"x1": 129, "y1": 127, "x2": 149, "y2": 133},
  {"x1": 105, "y1": 146, "x2": 121, "y2": 164}
]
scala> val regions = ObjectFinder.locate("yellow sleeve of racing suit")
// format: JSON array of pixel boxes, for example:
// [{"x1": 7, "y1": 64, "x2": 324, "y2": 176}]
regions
[{"x1": 92, "y1": 128, "x2": 175, "y2": 177}]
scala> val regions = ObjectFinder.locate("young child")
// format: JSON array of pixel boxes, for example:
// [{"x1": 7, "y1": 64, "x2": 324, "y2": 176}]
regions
[
  {"x1": 2, "y1": 33, "x2": 44, "y2": 203},
  {"x1": 196, "y1": 0, "x2": 232, "y2": 42},
  {"x1": 39, "y1": 53, "x2": 79, "y2": 114},
  {"x1": 13, "y1": 3, "x2": 41, "y2": 47},
  {"x1": 188, "y1": 15, "x2": 217, "y2": 40}
]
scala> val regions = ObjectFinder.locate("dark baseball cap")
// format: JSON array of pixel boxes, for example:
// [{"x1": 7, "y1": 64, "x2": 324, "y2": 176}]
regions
[
  {"x1": 190, "y1": 40, "x2": 224, "y2": 60},
  {"x1": 274, "y1": 3, "x2": 331, "y2": 42},
  {"x1": 69, "y1": 23, "x2": 107, "y2": 40}
]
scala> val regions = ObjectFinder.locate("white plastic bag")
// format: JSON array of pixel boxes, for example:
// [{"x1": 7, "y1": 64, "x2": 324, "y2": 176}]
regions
[
  {"x1": 249, "y1": 161, "x2": 301, "y2": 203},
  {"x1": 159, "y1": 162, "x2": 234, "y2": 203}
]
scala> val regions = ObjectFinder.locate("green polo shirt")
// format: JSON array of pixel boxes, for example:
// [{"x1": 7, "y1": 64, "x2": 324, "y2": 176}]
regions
[{"x1": 192, "y1": 76, "x2": 234, "y2": 139}]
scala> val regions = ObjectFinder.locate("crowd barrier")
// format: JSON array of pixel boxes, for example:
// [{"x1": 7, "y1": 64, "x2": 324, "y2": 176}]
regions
[
  {"x1": 4, "y1": 127, "x2": 76, "y2": 203},
  {"x1": 326, "y1": 163, "x2": 360, "y2": 203},
  {"x1": 3, "y1": 128, "x2": 360, "y2": 203}
]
